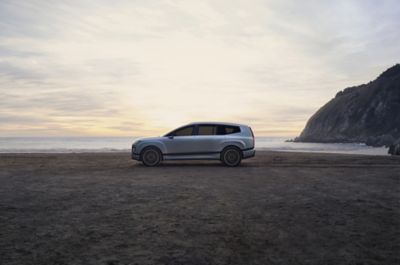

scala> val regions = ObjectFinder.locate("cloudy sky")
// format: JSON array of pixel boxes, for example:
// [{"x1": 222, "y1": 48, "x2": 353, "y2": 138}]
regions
[{"x1": 0, "y1": 0, "x2": 399, "y2": 137}]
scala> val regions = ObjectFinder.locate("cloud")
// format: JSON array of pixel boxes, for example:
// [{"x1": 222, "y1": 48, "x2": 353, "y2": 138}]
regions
[
  {"x1": 0, "y1": 114, "x2": 48, "y2": 124},
  {"x1": 0, "y1": 0, "x2": 399, "y2": 136},
  {"x1": 0, "y1": 61, "x2": 47, "y2": 83}
]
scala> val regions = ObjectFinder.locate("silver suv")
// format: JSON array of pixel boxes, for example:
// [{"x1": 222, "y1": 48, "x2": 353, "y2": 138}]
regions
[{"x1": 131, "y1": 122, "x2": 255, "y2": 167}]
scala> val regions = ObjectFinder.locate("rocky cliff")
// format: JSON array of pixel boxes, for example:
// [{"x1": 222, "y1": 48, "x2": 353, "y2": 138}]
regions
[{"x1": 296, "y1": 64, "x2": 400, "y2": 147}]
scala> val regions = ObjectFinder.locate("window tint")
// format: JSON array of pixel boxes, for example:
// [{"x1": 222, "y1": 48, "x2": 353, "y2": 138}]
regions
[
  {"x1": 173, "y1": 126, "x2": 194, "y2": 136},
  {"x1": 198, "y1": 125, "x2": 216, "y2": 135},
  {"x1": 225, "y1": 126, "x2": 240, "y2": 134},
  {"x1": 217, "y1": 125, "x2": 241, "y2": 135}
]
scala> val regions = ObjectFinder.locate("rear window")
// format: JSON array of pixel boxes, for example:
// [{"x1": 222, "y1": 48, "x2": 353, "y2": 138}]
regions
[{"x1": 216, "y1": 125, "x2": 240, "y2": 135}]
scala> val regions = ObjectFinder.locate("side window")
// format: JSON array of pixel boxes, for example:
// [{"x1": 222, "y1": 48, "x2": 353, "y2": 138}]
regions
[
  {"x1": 217, "y1": 125, "x2": 241, "y2": 135},
  {"x1": 197, "y1": 125, "x2": 216, "y2": 135},
  {"x1": 225, "y1": 126, "x2": 240, "y2": 134},
  {"x1": 173, "y1": 126, "x2": 194, "y2": 136}
]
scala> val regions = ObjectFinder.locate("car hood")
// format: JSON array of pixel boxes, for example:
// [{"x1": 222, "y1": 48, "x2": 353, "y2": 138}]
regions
[{"x1": 133, "y1": 136, "x2": 164, "y2": 145}]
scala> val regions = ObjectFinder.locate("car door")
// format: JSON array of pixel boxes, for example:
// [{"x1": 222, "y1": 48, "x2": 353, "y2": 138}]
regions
[
  {"x1": 194, "y1": 124, "x2": 222, "y2": 153},
  {"x1": 163, "y1": 125, "x2": 197, "y2": 154}
]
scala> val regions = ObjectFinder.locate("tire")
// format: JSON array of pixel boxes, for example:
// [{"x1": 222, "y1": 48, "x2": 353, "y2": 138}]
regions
[
  {"x1": 141, "y1": 147, "x2": 162, "y2": 167},
  {"x1": 221, "y1": 146, "x2": 242, "y2": 167}
]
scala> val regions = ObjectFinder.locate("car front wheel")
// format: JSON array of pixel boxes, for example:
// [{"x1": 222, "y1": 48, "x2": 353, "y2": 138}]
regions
[
  {"x1": 221, "y1": 147, "x2": 242, "y2": 167},
  {"x1": 141, "y1": 147, "x2": 162, "y2": 167}
]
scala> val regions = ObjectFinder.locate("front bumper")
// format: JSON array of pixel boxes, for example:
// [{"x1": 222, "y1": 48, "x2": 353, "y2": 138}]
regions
[
  {"x1": 242, "y1": 149, "x2": 256, "y2": 159},
  {"x1": 131, "y1": 146, "x2": 140, "y2": 160},
  {"x1": 132, "y1": 153, "x2": 140, "y2": 160}
]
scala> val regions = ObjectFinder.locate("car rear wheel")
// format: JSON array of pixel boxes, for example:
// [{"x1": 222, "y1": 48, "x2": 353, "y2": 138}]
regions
[
  {"x1": 221, "y1": 147, "x2": 242, "y2": 167},
  {"x1": 141, "y1": 147, "x2": 162, "y2": 167}
]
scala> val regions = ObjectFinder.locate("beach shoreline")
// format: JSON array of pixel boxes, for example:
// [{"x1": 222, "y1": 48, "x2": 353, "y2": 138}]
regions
[
  {"x1": 0, "y1": 136, "x2": 390, "y2": 156},
  {"x1": 1, "y1": 151, "x2": 399, "y2": 264}
]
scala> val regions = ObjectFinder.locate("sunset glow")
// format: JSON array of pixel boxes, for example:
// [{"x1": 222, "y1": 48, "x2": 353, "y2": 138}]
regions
[{"x1": 1, "y1": 0, "x2": 399, "y2": 136}]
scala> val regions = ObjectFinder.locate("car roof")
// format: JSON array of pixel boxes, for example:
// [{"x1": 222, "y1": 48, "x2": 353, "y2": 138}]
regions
[{"x1": 186, "y1": 122, "x2": 248, "y2": 127}]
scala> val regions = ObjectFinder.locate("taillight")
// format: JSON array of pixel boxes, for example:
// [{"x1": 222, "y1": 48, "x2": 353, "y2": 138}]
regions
[{"x1": 249, "y1": 127, "x2": 255, "y2": 147}]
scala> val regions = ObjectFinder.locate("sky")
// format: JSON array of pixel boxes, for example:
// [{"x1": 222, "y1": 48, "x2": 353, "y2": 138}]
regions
[{"x1": 0, "y1": 0, "x2": 399, "y2": 137}]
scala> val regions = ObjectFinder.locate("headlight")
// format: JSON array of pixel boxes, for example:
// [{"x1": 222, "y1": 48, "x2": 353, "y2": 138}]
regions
[{"x1": 133, "y1": 140, "x2": 142, "y2": 145}]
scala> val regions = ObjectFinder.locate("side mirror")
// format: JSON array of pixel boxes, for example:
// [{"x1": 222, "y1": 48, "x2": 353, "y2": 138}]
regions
[{"x1": 168, "y1": 135, "x2": 174, "y2": 139}]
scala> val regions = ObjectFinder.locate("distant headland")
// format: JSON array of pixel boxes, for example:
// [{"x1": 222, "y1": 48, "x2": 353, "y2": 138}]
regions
[{"x1": 294, "y1": 64, "x2": 400, "y2": 155}]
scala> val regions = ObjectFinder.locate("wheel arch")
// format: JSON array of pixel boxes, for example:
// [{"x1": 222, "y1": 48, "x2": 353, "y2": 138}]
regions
[
  {"x1": 220, "y1": 144, "x2": 243, "y2": 158},
  {"x1": 220, "y1": 140, "x2": 246, "y2": 152},
  {"x1": 137, "y1": 141, "x2": 166, "y2": 154},
  {"x1": 139, "y1": 144, "x2": 164, "y2": 161}
]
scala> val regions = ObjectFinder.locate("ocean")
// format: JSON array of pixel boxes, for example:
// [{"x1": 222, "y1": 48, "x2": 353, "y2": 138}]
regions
[{"x1": 0, "y1": 137, "x2": 389, "y2": 155}]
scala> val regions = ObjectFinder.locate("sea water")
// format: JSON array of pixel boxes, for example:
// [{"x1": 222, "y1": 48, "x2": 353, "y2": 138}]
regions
[{"x1": 0, "y1": 136, "x2": 389, "y2": 155}]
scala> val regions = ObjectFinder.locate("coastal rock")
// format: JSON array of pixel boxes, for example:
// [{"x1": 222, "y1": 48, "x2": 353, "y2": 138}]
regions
[{"x1": 296, "y1": 64, "x2": 400, "y2": 147}]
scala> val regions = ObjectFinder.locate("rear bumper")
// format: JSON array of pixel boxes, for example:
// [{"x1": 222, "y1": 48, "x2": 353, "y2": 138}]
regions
[{"x1": 242, "y1": 148, "x2": 255, "y2": 159}]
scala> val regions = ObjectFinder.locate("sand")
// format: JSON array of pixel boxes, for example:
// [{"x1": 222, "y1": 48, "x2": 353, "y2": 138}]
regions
[{"x1": 0, "y1": 151, "x2": 399, "y2": 265}]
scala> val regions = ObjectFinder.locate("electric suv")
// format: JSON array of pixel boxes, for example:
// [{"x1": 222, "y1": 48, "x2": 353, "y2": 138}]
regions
[{"x1": 131, "y1": 122, "x2": 255, "y2": 166}]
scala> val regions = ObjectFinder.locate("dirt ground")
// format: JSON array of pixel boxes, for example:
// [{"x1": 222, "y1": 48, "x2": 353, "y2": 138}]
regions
[{"x1": 0, "y1": 151, "x2": 399, "y2": 265}]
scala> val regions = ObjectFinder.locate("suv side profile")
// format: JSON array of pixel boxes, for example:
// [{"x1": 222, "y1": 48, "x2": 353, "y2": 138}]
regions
[{"x1": 131, "y1": 122, "x2": 255, "y2": 167}]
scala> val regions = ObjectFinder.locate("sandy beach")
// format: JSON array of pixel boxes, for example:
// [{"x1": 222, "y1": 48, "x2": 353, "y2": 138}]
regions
[{"x1": 0, "y1": 151, "x2": 399, "y2": 265}]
